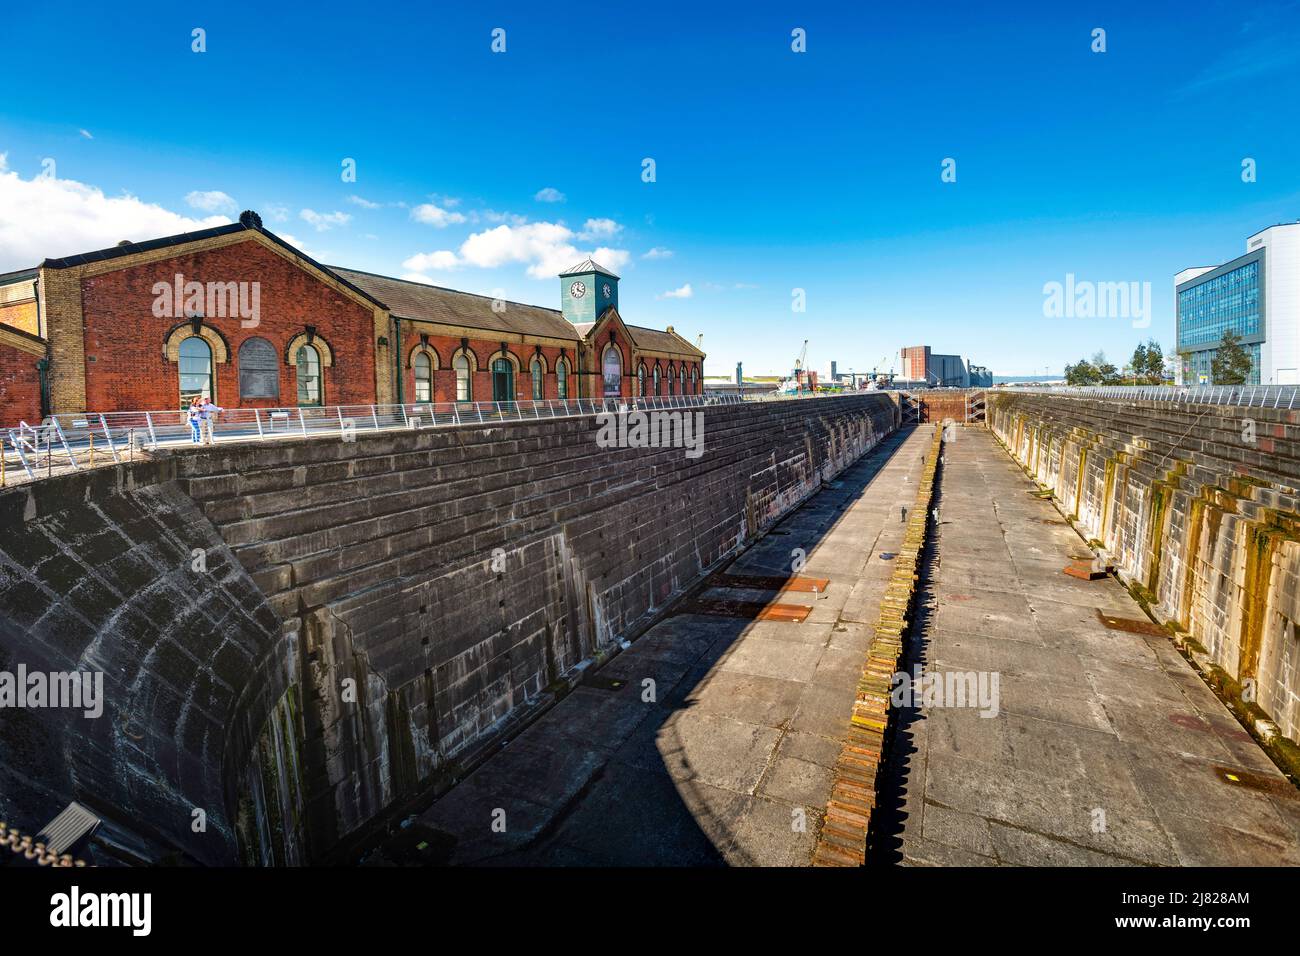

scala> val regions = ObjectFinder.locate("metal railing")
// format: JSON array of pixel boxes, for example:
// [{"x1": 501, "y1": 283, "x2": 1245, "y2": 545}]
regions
[
  {"x1": 0, "y1": 388, "x2": 887, "y2": 484},
  {"x1": 993, "y1": 384, "x2": 1300, "y2": 409}
]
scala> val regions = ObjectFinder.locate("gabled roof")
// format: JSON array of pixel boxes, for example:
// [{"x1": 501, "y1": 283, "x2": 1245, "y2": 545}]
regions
[
  {"x1": 331, "y1": 267, "x2": 581, "y2": 341},
  {"x1": 559, "y1": 258, "x2": 620, "y2": 279},
  {"x1": 36, "y1": 215, "x2": 388, "y2": 311},
  {"x1": 573, "y1": 308, "x2": 703, "y2": 358}
]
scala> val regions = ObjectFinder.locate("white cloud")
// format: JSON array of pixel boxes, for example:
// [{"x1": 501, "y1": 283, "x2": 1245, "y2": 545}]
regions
[
  {"x1": 480, "y1": 209, "x2": 528, "y2": 226},
  {"x1": 402, "y1": 220, "x2": 630, "y2": 282},
  {"x1": 642, "y1": 246, "x2": 673, "y2": 260},
  {"x1": 0, "y1": 165, "x2": 230, "y2": 271},
  {"x1": 534, "y1": 187, "x2": 565, "y2": 203},
  {"x1": 579, "y1": 218, "x2": 622, "y2": 240},
  {"x1": 274, "y1": 232, "x2": 317, "y2": 257},
  {"x1": 400, "y1": 272, "x2": 439, "y2": 285},
  {"x1": 589, "y1": 246, "x2": 631, "y2": 274},
  {"x1": 348, "y1": 194, "x2": 381, "y2": 209},
  {"x1": 185, "y1": 189, "x2": 238, "y2": 213},
  {"x1": 300, "y1": 208, "x2": 351, "y2": 231},
  {"x1": 264, "y1": 203, "x2": 290, "y2": 223},
  {"x1": 411, "y1": 202, "x2": 468, "y2": 228},
  {"x1": 79, "y1": 129, "x2": 93, "y2": 140},
  {"x1": 0, "y1": 153, "x2": 7, "y2": 172},
  {"x1": 402, "y1": 250, "x2": 460, "y2": 272},
  {"x1": 657, "y1": 283, "x2": 693, "y2": 300}
]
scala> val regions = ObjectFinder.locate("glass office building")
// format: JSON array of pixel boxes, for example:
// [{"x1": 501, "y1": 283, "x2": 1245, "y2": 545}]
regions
[
  {"x1": 1176, "y1": 223, "x2": 1300, "y2": 386},
  {"x1": 1176, "y1": 256, "x2": 1262, "y2": 384}
]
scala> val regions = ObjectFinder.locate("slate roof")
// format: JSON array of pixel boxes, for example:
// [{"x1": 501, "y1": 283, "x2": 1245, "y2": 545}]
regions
[
  {"x1": 331, "y1": 267, "x2": 580, "y2": 341},
  {"x1": 626, "y1": 324, "x2": 704, "y2": 358},
  {"x1": 574, "y1": 314, "x2": 703, "y2": 358}
]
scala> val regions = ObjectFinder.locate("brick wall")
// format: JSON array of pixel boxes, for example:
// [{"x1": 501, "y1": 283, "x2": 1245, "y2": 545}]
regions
[
  {"x1": 79, "y1": 241, "x2": 378, "y2": 411},
  {"x1": 401, "y1": 332, "x2": 576, "y2": 403},
  {"x1": 0, "y1": 328, "x2": 45, "y2": 424},
  {"x1": 0, "y1": 299, "x2": 39, "y2": 337}
]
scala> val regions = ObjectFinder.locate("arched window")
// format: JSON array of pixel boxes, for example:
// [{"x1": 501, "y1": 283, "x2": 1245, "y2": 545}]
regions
[
  {"x1": 602, "y1": 345, "x2": 622, "y2": 397},
  {"x1": 179, "y1": 336, "x2": 213, "y2": 408},
  {"x1": 492, "y1": 357, "x2": 515, "y2": 403},
  {"x1": 454, "y1": 353, "x2": 472, "y2": 402},
  {"x1": 637, "y1": 363, "x2": 646, "y2": 397},
  {"x1": 691, "y1": 365, "x2": 698, "y2": 394},
  {"x1": 653, "y1": 364, "x2": 661, "y2": 395},
  {"x1": 557, "y1": 357, "x2": 569, "y2": 400},
  {"x1": 668, "y1": 363, "x2": 676, "y2": 395},
  {"x1": 238, "y1": 337, "x2": 279, "y2": 400},
  {"x1": 679, "y1": 364, "x2": 686, "y2": 395},
  {"x1": 414, "y1": 351, "x2": 433, "y2": 402},
  {"x1": 296, "y1": 344, "x2": 322, "y2": 406},
  {"x1": 530, "y1": 357, "x2": 544, "y2": 401}
]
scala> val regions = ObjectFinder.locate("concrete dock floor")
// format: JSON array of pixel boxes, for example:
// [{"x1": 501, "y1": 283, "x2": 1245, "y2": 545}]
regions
[
  {"x1": 398, "y1": 425, "x2": 935, "y2": 865},
  {"x1": 378, "y1": 423, "x2": 1300, "y2": 866},
  {"x1": 882, "y1": 425, "x2": 1300, "y2": 866}
]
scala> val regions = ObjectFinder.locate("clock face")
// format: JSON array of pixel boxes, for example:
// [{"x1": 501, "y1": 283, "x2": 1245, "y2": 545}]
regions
[
  {"x1": 602, "y1": 283, "x2": 612, "y2": 298},
  {"x1": 569, "y1": 280, "x2": 586, "y2": 299}
]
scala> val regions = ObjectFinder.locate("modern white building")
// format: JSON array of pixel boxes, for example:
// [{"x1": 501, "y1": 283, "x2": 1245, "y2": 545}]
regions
[{"x1": 1176, "y1": 222, "x2": 1300, "y2": 385}]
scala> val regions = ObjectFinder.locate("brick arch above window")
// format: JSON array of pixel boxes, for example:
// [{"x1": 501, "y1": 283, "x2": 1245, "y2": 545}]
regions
[
  {"x1": 407, "y1": 342, "x2": 441, "y2": 369},
  {"x1": 528, "y1": 350, "x2": 550, "y2": 374},
  {"x1": 451, "y1": 346, "x2": 479, "y2": 371},
  {"x1": 163, "y1": 321, "x2": 229, "y2": 364},
  {"x1": 286, "y1": 331, "x2": 334, "y2": 367},
  {"x1": 487, "y1": 348, "x2": 522, "y2": 371}
]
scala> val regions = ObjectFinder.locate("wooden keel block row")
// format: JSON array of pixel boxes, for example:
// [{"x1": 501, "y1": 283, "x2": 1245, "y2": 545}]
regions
[{"x1": 813, "y1": 428, "x2": 943, "y2": 867}]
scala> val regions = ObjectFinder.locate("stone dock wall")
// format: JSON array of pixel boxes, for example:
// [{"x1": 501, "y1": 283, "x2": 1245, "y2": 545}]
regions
[
  {"x1": 0, "y1": 394, "x2": 899, "y2": 864},
  {"x1": 988, "y1": 392, "x2": 1300, "y2": 750}
]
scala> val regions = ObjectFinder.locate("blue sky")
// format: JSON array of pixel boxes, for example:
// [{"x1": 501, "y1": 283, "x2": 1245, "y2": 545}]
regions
[{"x1": 2, "y1": 0, "x2": 1298, "y2": 376}]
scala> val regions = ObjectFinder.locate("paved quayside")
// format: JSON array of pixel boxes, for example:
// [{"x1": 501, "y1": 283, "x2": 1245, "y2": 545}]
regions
[
  {"x1": 879, "y1": 426, "x2": 1300, "y2": 866},
  {"x1": 369, "y1": 425, "x2": 936, "y2": 865}
]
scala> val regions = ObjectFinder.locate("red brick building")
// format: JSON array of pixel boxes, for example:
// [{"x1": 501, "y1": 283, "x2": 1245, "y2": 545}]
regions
[{"x1": 0, "y1": 211, "x2": 705, "y2": 425}]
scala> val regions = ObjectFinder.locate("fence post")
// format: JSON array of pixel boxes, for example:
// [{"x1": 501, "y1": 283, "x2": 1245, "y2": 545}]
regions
[
  {"x1": 145, "y1": 412, "x2": 158, "y2": 448},
  {"x1": 98, "y1": 414, "x2": 119, "y2": 463},
  {"x1": 298, "y1": 408, "x2": 308, "y2": 436}
]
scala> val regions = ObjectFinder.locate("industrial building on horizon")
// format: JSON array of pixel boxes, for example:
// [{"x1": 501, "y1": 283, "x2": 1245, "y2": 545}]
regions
[{"x1": 899, "y1": 345, "x2": 993, "y2": 388}]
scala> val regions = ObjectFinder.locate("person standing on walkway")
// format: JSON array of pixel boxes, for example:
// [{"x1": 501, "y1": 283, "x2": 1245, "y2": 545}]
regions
[
  {"x1": 187, "y1": 397, "x2": 203, "y2": 443},
  {"x1": 200, "y1": 397, "x2": 224, "y2": 445}
]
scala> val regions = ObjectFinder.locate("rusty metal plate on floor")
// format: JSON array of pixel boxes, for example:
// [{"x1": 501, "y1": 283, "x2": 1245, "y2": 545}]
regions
[
  {"x1": 1212, "y1": 765, "x2": 1293, "y2": 796},
  {"x1": 680, "y1": 598, "x2": 812, "y2": 622},
  {"x1": 1095, "y1": 608, "x2": 1165, "y2": 636},
  {"x1": 705, "y1": 572, "x2": 830, "y2": 594},
  {"x1": 1064, "y1": 561, "x2": 1107, "y2": 581}
]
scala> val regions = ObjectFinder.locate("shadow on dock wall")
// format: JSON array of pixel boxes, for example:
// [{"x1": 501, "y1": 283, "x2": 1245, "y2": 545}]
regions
[{"x1": 0, "y1": 394, "x2": 899, "y2": 864}]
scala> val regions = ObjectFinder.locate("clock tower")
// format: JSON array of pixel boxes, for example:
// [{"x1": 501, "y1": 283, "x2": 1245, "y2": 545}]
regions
[{"x1": 559, "y1": 258, "x2": 619, "y2": 324}]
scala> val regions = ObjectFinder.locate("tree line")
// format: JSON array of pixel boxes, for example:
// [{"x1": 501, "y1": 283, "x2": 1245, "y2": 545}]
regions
[{"x1": 1063, "y1": 333, "x2": 1254, "y2": 386}]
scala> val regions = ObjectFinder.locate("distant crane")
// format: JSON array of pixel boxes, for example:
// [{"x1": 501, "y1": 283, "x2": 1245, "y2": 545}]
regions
[
  {"x1": 794, "y1": 339, "x2": 810, "y2": 394},
  {"x1": 695, "y1": 333, "x2": 704, "y2": 349}
]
